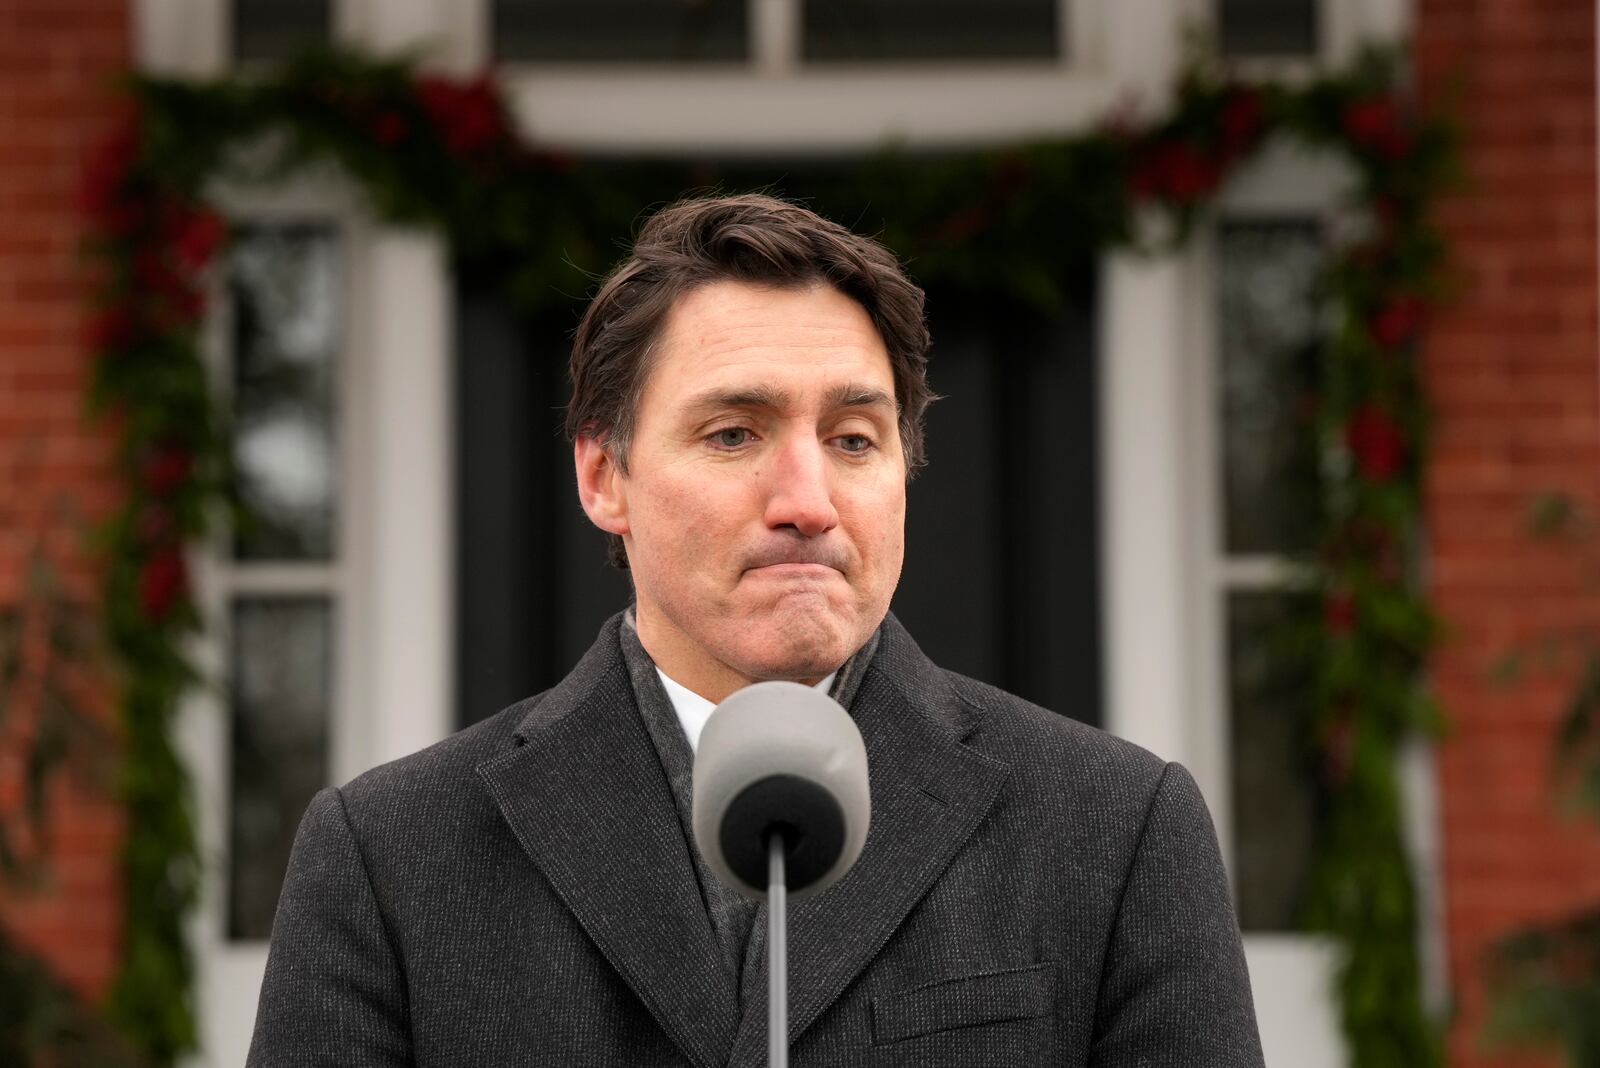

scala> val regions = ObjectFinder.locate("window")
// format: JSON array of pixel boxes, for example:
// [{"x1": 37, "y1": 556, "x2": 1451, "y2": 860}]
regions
[
  {"x1": 803, "y1": 0, "x2": 1058, "y2": 63},
  {"x1": 228, "y1": 597, "x2": 332, "y2": 938},
  {"x1": 492, "y1": 0, "x2": 749, "y2": 62},
  {"x1": 489, "y1": 0, "x2": 1067, "y2": 66},
  {"x1": 1217, "y1": 221, "x2": 1322, "y2": 559},
  {"x1": 1214, "y1": 218, "x2": 1326, "y2": 931},
  {"x1": 1218, "y1": 0, "x2": 1319, "y2": 58},
  {"x1": 230, "y1": 226, "x2": 339, "y2": 562},
  {"x1": 231, "y1": 0, "x2": 332, "y2": 63},
  {"x1": 222, "y1": 224, "x2": 342, "y2": 940}
]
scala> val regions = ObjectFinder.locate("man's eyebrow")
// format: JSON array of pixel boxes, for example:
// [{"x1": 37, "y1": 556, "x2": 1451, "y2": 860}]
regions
[
  {"x1": 679, "y1": 382, "x2": 895, "y2": 418},
  {"x1": 681, "y1": 385, "x2": 792, "y2": 417},
  {"x1": 825, "y1": 383, "x2": 897, "y2": 413}
]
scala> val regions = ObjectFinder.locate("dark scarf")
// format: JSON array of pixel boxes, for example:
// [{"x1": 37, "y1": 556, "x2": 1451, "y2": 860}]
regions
[{"x1": 617, "y1": 611, "x2": 881, "y2": 998}]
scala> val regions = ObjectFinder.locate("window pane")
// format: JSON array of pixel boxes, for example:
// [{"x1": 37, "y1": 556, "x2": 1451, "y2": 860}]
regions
[
  {"x1": 1217, "y1": 219, "x2": 1323, "y2": 556},
  {"x1": 804, "y1": 0, "x2": 1058, "y2": 62},
  {"x1": 1228, "y1": 590, "x2": 1321, "y2": 932},
  {"x1": 228, "y1": 225, "x2": 340, "y2": 562},
  {"x1": 228, "y1": 597, "x2": 332, "y2": 940},
  {"x1": 493, "y1": 0, "x2": 748, "y2": 62},
  {"x1": 232, "y1": 0, "x2": 332, "y2": 63},
  {"x1": 1219, "y1": 0, "x2": 1317, "y2": 57}
]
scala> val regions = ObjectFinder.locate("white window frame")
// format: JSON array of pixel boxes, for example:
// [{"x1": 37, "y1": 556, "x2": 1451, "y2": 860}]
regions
[
  {"x1": 1110, "y1": 141, "x2": 1445, "y2": 1068},
  {"x1": 175, "y1": 179, "x2": 454, "y2": 1068},
  {"x1": 182, "y1": 176, "x2": 369, "y2": 1067},
  {"x1": 1188, "y1": 147, "x2": 1358, "y2": 1068},
  {"x1": 138, "y1": 0, "x2": 457, "y2": 1051}
]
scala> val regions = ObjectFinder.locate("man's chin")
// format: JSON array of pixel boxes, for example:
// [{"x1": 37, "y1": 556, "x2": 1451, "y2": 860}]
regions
[
  {"x1": 729, "y1": 645, "x2": 845, "y2": 683},
  {"x1": 722, "y1": 617, "x2": 854, "y2": 684}
]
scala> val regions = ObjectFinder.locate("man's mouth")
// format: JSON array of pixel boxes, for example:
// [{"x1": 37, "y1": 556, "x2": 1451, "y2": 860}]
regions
[
  {"x1": 741, "y1": 546, "x2": 849, "y2": 581},
  {"x1": 747, "y1": 561, "x2": 840, "y2": 578}
]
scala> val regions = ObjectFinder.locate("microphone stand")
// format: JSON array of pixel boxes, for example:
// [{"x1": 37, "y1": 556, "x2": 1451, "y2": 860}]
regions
[{"x1": 767, "y1": 831, "x2": 787, "y2": 1068}]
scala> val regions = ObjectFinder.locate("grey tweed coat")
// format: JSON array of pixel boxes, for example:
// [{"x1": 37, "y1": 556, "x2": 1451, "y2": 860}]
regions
[{"x1": 247, "y1": 614, "x2": 1263, "y2": 1066}]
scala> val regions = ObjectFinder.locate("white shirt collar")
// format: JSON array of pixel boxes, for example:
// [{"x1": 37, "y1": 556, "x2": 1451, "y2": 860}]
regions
[{"x1": 655, "y1": 668, "x2": 839, "y2": 752}]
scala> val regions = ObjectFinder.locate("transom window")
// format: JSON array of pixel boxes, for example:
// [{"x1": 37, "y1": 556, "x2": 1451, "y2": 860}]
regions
[
  {"x1": 490, "y1": 0, "x2": 1067, "y2": 64},
  {"x1": 1219, "y1": 0, "x2": 1320, "y2": 58},
  {"x1": 225, "y1": 0, "x2": 1324, "y2": 74},
  {"x1": 493, "y1": 0, "x2": 749, "y2": 63},
  {"x1": 802, "y1": 0, "x2": 1058, "y2": 62},
  {"x1": 231, "y1": 0, "x2": 332, "y2": 63}
]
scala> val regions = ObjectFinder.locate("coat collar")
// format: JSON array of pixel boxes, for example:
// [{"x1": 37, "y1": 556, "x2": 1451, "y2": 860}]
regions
[
  {"x1": 476, "y1": 614, "x2": 741, "y2": 1068},
  {"x1": 477, "y1": 613, "x2": 1010, "y2": 1067}
]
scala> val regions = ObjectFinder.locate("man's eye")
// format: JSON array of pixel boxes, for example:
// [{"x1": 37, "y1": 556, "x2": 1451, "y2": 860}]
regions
[
  {"x1": 710, "y1": 427, "x2": 751, "y2": 448},
  {"x1": 837, "y1": 434, "x2": 873, "y2": 454}
]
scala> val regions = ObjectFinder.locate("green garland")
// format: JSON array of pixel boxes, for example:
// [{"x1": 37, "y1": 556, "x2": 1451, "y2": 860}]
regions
[{"x1": 78, "y1": 47, "x2": 1455, "y2": 1065}]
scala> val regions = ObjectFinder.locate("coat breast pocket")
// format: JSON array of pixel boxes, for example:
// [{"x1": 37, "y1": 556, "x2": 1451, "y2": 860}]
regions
[{"x1": 869, "y1": 962, "x2": 1057, "y2": 1045}]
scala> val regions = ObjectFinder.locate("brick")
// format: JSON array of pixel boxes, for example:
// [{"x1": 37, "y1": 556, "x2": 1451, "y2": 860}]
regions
[
  {"x1": 0, "y1": 0, "x2": 129, "y2": 1005},
  {"x1": 1419, "y1": 2, "x2": 1600, "y2": 1064}
]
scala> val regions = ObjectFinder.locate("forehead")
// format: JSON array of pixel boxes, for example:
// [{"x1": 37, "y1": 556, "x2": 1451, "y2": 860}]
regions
[{"x1": 644, "y1": 280, "x2": 894, "y2": 405}]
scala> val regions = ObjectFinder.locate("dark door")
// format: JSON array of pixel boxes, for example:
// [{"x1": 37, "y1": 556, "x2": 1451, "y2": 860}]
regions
[{"x1": 454, "y1": 278, "x2": 1101, "y2": 727}]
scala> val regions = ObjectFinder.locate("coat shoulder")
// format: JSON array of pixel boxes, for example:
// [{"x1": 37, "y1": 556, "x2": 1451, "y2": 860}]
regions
[
  {"x1": 336, "y1": 691, "x2": 547, "y2": 824},
  {"x1": 939, "y1": 669, "x2": 1172, "y2": 817}
]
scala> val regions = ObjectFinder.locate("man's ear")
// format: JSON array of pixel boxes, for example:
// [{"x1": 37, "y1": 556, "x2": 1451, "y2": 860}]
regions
[{"x1": 574, "y1": 436, "x2": 629, "y2": 536}]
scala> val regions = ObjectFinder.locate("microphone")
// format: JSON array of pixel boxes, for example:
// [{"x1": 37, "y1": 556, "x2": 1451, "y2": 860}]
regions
[
  {"x1": 692, "y1": 680, "x2": 871, "y2": 1067},
  {"x1": 691, "y1": 681, "x2": 871, "y2": 904}
]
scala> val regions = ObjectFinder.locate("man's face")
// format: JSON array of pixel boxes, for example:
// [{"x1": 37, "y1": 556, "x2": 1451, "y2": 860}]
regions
[{"x1": 576, "y1": 279, "x2": 907, "y2": 703}]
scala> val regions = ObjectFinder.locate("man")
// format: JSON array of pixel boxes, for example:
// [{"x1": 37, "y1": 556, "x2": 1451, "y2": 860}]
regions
[{"x1": 250, "y1": 194, "x2": 1263, "y2": 1066}]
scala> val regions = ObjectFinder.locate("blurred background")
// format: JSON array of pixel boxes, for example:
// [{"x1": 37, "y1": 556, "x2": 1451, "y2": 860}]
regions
[{"x1": 1, "y1": 0, "x2": 1597, "y2": 1065}]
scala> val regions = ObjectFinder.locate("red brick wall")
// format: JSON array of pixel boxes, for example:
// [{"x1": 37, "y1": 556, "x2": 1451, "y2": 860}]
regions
[
  {"x1": 1416, "y1": 1, "x2": 1600, "y2": 1065},
  {"x1": 0, "y1": 0, "x2": 130, "y2": 998}
]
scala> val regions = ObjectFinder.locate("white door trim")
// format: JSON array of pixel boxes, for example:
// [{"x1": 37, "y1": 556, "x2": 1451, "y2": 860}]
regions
[{"x1": 359, "y1": 230, "x2": 455, "y2": 770}]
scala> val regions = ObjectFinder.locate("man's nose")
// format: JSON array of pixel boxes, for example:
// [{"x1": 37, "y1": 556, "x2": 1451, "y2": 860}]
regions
[{"x1": 762, "y1": 437, "x2": 840, "y2": 537}]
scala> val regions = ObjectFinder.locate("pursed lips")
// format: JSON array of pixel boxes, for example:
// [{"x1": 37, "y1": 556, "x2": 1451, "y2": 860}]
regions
[
  {"x1": 748, "y1": 562, "x2": 840, "y2": 578},
  {"x1": 740, "y1": 548, "x2": 848, "y2": 579}
]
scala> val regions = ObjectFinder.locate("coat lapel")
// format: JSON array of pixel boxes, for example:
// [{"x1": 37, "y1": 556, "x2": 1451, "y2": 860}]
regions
[
  {"x1": 726, "y1": 617, "x2": 1011, "y2": 1066},
  {"x1": 476, "y1": 617, "x2": 740, "y2": 1068}
]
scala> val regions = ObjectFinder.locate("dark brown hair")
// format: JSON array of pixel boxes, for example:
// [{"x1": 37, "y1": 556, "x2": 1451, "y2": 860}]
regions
[{"x1": 568, "y1": 193, "x2": 935, "y2": 567}]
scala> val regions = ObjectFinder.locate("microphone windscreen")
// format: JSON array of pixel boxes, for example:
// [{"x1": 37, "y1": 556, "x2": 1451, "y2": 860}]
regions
[{"x1": 692, "y1": 681, "x2": 870, "y2": 903}]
